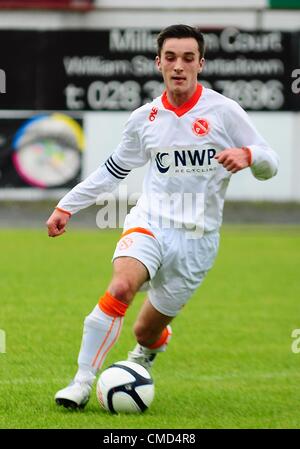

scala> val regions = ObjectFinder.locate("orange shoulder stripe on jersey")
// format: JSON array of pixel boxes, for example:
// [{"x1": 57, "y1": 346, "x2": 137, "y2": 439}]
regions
[
  {"x1": 120, "y1": 227, "x2": 156, "y2": 239},
  {"x1": 98, "y1": 291, "x2": 128, "y2": 317},
  {"x1": 55, "y1": 207, "x2": 72, "y2": 217},
  {"x1": 147, "y1": 326, "x2": 172, "y2": 350}
]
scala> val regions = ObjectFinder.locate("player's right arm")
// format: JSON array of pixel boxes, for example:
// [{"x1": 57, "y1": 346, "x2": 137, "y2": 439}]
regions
[
  {"x1": 47, "y1": 208, "x2": 71, "y2": 237},
  {"x1": 46, "y1": 110, "x2": 149, "y2": 237}
]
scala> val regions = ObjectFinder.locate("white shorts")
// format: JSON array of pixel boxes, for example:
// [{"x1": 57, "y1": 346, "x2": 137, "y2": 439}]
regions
[{"x1": 112, "y1": 212, "x2": 219, "y2": 317}]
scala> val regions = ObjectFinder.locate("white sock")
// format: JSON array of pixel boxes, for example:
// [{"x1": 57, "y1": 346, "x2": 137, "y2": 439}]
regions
[{"x1": 74, "y1": 304, "x2": 123, "y2": 384}]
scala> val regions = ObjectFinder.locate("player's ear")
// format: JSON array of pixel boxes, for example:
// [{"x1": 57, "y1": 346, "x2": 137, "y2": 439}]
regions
[
  {"x1": 198, "y1": 57, "x2": 205, "y2": 73},
  {"x1": 155, "y1": 55, "x2": 162, "y2": 72}
]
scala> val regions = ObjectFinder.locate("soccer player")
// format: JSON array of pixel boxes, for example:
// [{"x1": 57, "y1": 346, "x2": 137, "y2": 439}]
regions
[{"x1": 47, "y1": 24, "x2": 279, "y2": 409}]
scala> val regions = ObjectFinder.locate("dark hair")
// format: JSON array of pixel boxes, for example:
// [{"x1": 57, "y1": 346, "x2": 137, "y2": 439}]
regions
[{"x1": 157, "y1": 24, "x2": 205, "y2": 58}]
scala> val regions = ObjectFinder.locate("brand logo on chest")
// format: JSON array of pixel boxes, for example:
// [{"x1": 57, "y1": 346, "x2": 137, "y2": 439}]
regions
[
  {"x1": 148, "y1": 107, "x2": 158, "y2": 122},
  {"x1": 154, "y1": 146, "x2": 219, "y2": 176}
]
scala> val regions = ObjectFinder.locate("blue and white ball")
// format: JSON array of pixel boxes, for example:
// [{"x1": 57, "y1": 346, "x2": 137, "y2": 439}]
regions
[{"x1": 96, "y1": 361, "x2": 154, "y2": 414}]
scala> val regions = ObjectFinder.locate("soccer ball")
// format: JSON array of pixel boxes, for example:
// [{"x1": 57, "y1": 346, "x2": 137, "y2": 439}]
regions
[{"x1": 96, "y1": 360, "x2": 155, "y2": 414}]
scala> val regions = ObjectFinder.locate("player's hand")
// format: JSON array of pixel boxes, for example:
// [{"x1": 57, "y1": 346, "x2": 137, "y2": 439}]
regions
[
  {"x1": 46, "y1": 208, "x2": 71, "y2": 237},
  {"x1": 214, "y1": 147, "x2": 251, "y2": 173}
]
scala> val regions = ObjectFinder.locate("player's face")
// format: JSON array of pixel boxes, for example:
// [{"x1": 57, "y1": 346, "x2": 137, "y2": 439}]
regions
[{"x1": 156, "y1": 37, "x2": 205, "y2": 104}]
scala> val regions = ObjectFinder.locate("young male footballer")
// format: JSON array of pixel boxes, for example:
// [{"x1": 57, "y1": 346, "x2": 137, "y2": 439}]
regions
[{"x1": 47, "y1": 24, "x2": 279, "y2": 409}]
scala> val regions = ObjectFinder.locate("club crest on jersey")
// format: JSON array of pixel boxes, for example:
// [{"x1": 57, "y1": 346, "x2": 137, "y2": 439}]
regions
[
  {"x1": 192, "y1": 118, "x2": 210, "y2": 137},
  {"x1": 118, "y1": 236, "x2": 134, "y2": 250},
  {"x1": 148, "y1": 107, "x2": 158, "y2": 122}
]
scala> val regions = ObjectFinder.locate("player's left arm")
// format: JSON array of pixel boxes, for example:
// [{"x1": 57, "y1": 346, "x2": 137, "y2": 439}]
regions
[
  {"x1": 214, "y1": 147, "x2": 251, "y2": 174},
  {"x1": 215, "y1": 100, "x2": 279, "y2": 180}
]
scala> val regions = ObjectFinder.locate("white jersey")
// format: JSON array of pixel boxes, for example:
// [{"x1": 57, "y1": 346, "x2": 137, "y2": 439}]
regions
[{"x1": 57, "y1": 85, "x2": 279, "y2": 234}]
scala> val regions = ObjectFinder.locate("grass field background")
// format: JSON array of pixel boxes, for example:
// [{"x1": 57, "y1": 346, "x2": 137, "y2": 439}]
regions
[{"x1": 1, "y1": 225, "x2": 300, "y2": 429}]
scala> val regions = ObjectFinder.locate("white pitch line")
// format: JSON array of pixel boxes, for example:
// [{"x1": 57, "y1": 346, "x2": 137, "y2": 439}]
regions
[
  {"x1": 174, "y1": 371, "x2": 300, "y2": 382},
  {"x1": 0, "y1": 371, "x2": 299, "y2": 385},
  {"x1": 0, "y1": 378, "x2": 71, "y2": 385}
]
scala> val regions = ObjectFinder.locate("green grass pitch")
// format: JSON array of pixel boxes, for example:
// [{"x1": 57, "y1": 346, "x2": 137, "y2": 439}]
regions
[{"x1": 1, "y1": 226, "x2": 300, "y2": 429}]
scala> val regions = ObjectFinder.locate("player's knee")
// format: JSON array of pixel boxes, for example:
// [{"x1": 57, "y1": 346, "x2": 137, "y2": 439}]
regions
[{"x1": 109, "y1": 278, "x2": 135, "y2": 304}]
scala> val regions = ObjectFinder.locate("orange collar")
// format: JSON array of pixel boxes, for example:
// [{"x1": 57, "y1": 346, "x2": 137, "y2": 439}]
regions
[{"x1": 161, "y1": 84, "x2": 203, "y2": 117}]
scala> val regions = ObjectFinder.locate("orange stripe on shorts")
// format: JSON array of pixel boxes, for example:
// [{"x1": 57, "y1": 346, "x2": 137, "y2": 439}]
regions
[{"x1": 120, "y1": 227, "x2": 155, "y2": 239}]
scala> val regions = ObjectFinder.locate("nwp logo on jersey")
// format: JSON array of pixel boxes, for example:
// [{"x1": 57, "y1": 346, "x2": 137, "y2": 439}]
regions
[{"x1": 155, "y1": 147, "x2": 217, "y2": 175}]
